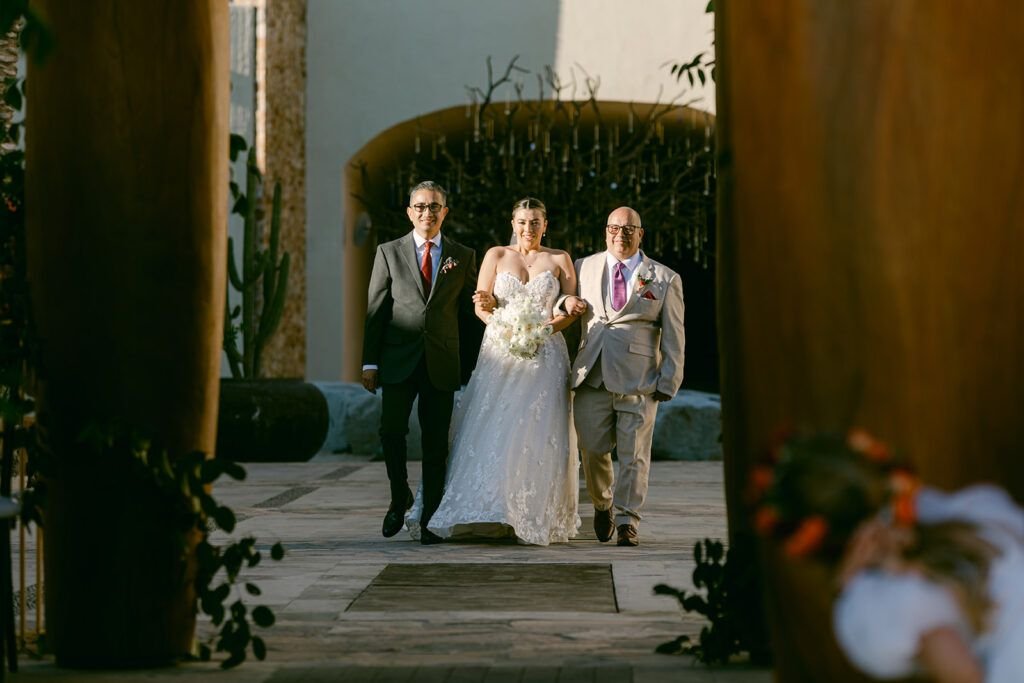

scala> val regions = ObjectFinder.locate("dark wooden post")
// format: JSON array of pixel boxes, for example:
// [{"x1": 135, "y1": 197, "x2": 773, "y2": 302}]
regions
[
  {"x1": 26, "y1": 1, "x2": 228, "y2": 666},
  {"x1": 716, "y1": 2, "x2": 1024, "y2": 680}
]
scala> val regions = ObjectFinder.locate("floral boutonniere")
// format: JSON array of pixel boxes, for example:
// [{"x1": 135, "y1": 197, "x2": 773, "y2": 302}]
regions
[
  {"x1": 637, "y1": 268, "x2": 658, "y2": 299},
  {"x1": 439, "y1": 257, "x2": 458, "y2": 275}
]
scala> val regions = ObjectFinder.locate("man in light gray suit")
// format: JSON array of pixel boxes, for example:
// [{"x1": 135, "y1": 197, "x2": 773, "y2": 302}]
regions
[
  {"x1": 566, "y1": 206, "x2": 685, "y2": 547},
  {"x1": 362, "y1": 181, "x2": 479, "y2": 544}
]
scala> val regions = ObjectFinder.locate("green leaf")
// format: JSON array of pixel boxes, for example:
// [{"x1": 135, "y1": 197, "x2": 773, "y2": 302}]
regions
[
  {"x1": 270, "y1": 542, "x2": 285, "y2": 561},
  {"x1": 252, "y1": 606, "x2": 276, "y2": 628},
  {"x1": 252, "y1": 636, "x2": 267, "y2": 660},
  {"x1": 705, "y1": 0, "x2": 715, "y2": 12},
  {"x1": 247, "y1": 550, "x2": 262, "y2": 568},
  {"x1": 220, "y1": 652, "x2": 246, "y2": 670},
  {"x1": 708, "y1": 540, "x2": 725, "y2": 562},
  {"x1": 229, "y1": 133, "x2": 248, "y2": 162},
  {"x1": 655, "y1": 635, "x2": 690, "y2": 655},
  {"x1": 3, "y1": 83, "x2": 21, "y2": 111},
  {"x1": 245, "y1": 582, "x2": 262, "y2": 596},
  {"x1": 223, "y1": 461, "x2": 247, "y2": 481},
  {"x1": 198, "y1": 643, "x2": 212, "y2": 661},
  {"x1": 213, "y1": 506, "x2": 236, "y2": 533},
  {"x1": 200, "y1": 458, "x2": 224, "y2": 484}
]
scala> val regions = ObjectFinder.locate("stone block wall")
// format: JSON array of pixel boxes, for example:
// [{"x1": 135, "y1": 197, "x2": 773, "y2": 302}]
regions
[{"x1": 313, "y1": 382, "x2": 722, "y2": 461}]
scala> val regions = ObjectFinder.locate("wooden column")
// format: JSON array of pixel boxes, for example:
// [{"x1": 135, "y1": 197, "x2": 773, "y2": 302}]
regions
[
  {"x1": 716, "y1": 1, "x2": 1024, "y2": 680},
  {"x1": 26, "y1": 1, "x2": 228, "y2": 666}
]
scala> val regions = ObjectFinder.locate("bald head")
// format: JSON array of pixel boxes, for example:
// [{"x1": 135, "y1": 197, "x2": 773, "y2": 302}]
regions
[{"x1": 605, "y1": 206, "x2": 643, "y2": 260}]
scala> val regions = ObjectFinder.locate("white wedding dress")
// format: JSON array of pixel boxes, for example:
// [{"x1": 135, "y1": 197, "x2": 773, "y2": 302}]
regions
[{"x1": 407, "y1": 270, "x2": 581, "y2": 546}]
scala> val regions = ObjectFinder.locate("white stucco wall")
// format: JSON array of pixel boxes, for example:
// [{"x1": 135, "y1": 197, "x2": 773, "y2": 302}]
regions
[{"x1": 305, "y1": 0, "x2": 714, "y2": 380}]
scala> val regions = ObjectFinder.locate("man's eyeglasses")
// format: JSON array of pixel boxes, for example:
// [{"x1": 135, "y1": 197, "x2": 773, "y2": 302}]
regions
[
  {"x1": 606, "y1": 224, "x2": 640, "y2": 236},
  {"x1": 411, "y1": 203, "x2": 445, "y2": 214}
]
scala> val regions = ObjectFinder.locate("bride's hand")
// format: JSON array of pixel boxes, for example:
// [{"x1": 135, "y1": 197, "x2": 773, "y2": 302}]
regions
[
  {"x1": 565, "y1": 295, "x2": 587, "y2": 316},
  {"x1": 473, "y1": 290, "x2": 496, "y2": 311}
]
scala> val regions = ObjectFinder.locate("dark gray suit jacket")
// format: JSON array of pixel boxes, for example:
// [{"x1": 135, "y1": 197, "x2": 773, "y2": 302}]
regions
[{"x1": 362, "y1": 232, "x2": 478, "y2": 392}]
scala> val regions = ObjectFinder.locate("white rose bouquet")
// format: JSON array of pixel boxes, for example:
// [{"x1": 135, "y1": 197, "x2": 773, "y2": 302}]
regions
[{"x1": 488, "y1": 291, "x2": 553, "y2": 360}]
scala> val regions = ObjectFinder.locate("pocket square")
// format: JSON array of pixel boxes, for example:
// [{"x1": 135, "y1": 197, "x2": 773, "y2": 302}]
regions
[{"x1": 641, "y1": 290, "x2": 657, "y2": 300}]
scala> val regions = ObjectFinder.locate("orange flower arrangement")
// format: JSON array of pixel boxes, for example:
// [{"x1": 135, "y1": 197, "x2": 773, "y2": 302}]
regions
[
  {"x1": 783, "y1": 516, "x2": 829, "y2": 557},
  {"x1": 889, "y1": 469, "x2": 919, "y2": 527},
  {"x1": 749, "y1": 428, "x2": 918, "y2": 562}
]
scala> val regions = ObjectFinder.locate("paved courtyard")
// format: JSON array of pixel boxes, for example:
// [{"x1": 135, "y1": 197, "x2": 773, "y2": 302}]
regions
[{"x1": 10, "y1": 456, "x2": 771, "y2": 683}]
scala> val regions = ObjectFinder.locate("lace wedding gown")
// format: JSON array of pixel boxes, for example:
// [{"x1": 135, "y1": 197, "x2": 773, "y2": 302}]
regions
[{"x1": 407, "y1": 270, "x2": 581, "y2": 545}]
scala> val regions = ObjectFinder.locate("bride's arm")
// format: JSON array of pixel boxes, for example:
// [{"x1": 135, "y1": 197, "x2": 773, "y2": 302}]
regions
[
  {"x1": 474, "y1": 247, "x2": 501, "y2": 324},
  {"x1": 547, "y1": 252, "x2": 579, "y2": 334}
]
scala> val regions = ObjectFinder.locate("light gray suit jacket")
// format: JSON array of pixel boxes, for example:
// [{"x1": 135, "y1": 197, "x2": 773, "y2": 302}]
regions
[
  {"x1": 569, "y1": 251, "x2": 685, "y2": 396},
  {"x1": 362, "y1": 232, "x2": 478, "y2": 391}
]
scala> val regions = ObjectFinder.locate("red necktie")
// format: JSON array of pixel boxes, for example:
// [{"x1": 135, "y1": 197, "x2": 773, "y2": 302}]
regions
[
  {"x1": 612, "y1": 262, "x2": 627, "y2": 310},
  {"x1": 420, "y1": 242, "x2": 433, "y2": 296}
]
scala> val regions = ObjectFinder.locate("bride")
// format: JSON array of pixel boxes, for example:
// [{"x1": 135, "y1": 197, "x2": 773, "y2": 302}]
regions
[{"x1": 407, "y1": 197, "x2": 582, "y2": 545}]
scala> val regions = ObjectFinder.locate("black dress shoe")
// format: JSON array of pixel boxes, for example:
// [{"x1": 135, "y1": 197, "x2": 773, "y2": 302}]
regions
[
  {"x1": 382, "y1": 491, "x2": 413, "y2": 538},
  {"x1": 594, "y1": 508, "x2": 615, "y2": 542},
  {"x1": 616, "y1": 524, "x2": 639, "y2": 547},
  {"x1": 420, "y1": 529, "x2": 444, "y2": 545}
]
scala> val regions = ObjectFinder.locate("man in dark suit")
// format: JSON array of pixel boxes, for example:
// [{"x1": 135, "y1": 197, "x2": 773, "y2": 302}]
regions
[{"x1": 361, "y1": 181, "x2": 479, "y2": 544}]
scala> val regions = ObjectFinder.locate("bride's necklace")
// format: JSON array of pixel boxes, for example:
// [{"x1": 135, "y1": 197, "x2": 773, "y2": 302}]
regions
[{"x1": 520, "y1": 249, "x2": 541, "y2": 269}]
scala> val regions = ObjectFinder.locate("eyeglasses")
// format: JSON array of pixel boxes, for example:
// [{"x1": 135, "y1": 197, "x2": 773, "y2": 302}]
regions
[
  {"x1": 411, "y1": 203, "x2": 445, "y2": 214},
  {"x1": 606, "y1": 224, "x2": 641, "y2": 236}
]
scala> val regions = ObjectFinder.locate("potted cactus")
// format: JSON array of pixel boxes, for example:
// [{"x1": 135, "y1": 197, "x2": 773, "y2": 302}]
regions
[{"x1": 217, "y1": 140, "x2": 327, "y2": 462}]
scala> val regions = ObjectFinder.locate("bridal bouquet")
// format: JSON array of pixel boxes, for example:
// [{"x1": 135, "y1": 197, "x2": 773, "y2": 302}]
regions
[{"x1": 488, "y1": 292, "x2": 553, "y2": 360}]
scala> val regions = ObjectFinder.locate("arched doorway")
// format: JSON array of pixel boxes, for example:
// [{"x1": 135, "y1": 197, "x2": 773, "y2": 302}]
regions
[{"x1": 340, "y1": 101, "x2": 718, "y2": 389}]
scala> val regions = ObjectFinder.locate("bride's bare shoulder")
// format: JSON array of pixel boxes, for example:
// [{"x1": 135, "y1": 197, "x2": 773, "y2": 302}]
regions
[
  {"x1": 485, "y1": 246, "x2": 513, "y2": 260},
  {"x1": 541, "y1": 246, "x2": 572, "y2": 259}
]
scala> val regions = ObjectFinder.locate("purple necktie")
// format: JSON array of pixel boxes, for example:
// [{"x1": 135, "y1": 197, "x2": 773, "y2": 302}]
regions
[{"x1": 612, "y1": 262, "x2": 627, "y2": 310}]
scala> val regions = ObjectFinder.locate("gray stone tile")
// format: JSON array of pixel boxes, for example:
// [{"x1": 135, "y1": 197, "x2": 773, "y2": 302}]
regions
[{"x1": 15, "y1": 461, "x2": 773, "y2": 683}]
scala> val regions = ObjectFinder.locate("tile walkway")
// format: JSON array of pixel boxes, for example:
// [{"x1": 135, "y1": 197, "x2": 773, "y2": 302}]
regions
[{"x1": 9, "y1": 456, "x2": 771, "y2": 683}]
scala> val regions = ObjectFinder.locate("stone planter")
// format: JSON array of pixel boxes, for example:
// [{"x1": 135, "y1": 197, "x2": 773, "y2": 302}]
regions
[{"x1": 216, "y1": 379, "x2": 328, "y2": 462}]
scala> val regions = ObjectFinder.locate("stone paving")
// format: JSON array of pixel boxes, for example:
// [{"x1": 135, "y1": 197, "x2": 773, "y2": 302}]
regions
[{"x1": 10, "y1": 455, "x2": 771, "y2": 683}]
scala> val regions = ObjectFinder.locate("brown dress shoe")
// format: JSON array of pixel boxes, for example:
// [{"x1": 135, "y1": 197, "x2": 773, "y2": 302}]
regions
[
  {"x1": 594, "y1": 508, "x2": 615, "y2": 542},
  {"x1": 616, "y1": 524, "x2": 639, "y2": 547}
]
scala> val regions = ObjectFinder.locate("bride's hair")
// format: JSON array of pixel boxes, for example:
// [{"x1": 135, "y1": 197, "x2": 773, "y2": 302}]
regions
[{"x1": 511, "y1": 197, "x2": 546, "y2": 218}]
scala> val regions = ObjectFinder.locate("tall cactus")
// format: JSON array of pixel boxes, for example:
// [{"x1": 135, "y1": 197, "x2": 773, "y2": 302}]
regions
[{"x1": 224, "y1": 144, "x2": 290, "y2": 378}]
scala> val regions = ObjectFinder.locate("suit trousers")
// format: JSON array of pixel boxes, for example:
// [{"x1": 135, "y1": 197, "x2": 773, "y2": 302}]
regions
[
  {"x1": 573, "y1": 383, "x2": 658, "y2": 528},
  {"x1": 379, "y1": 355, "x2": 454, "y2": 527}
]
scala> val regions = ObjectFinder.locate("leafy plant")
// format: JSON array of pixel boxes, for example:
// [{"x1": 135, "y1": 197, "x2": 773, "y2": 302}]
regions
[
  {"x1": 0, "y1": 0, "x2": 53, "y2": 64},
  {"x1": 654, "y1": 537, "x2": 770, "y2": 666},
  {"x1": 224, "y1": 135, "x2": 290, "y2": 379},
  {"x1": 77, "y1": 428, "x2": 286, "y2": 669},
  {"x1": 0, "y1": 72, "x2": 42, "y2": 534},
  {"x1": 668, "y1": 1, "x2": 716, "y2": 87}
]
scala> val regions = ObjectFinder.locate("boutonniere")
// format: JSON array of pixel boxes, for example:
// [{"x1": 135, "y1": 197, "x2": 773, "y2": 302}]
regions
[
  {"x1": 439, "y1": 257, "x2": 458, "y2": 275},
  {"x1": 636, "y1": 268, "x2": 657, "y2": 299}
]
